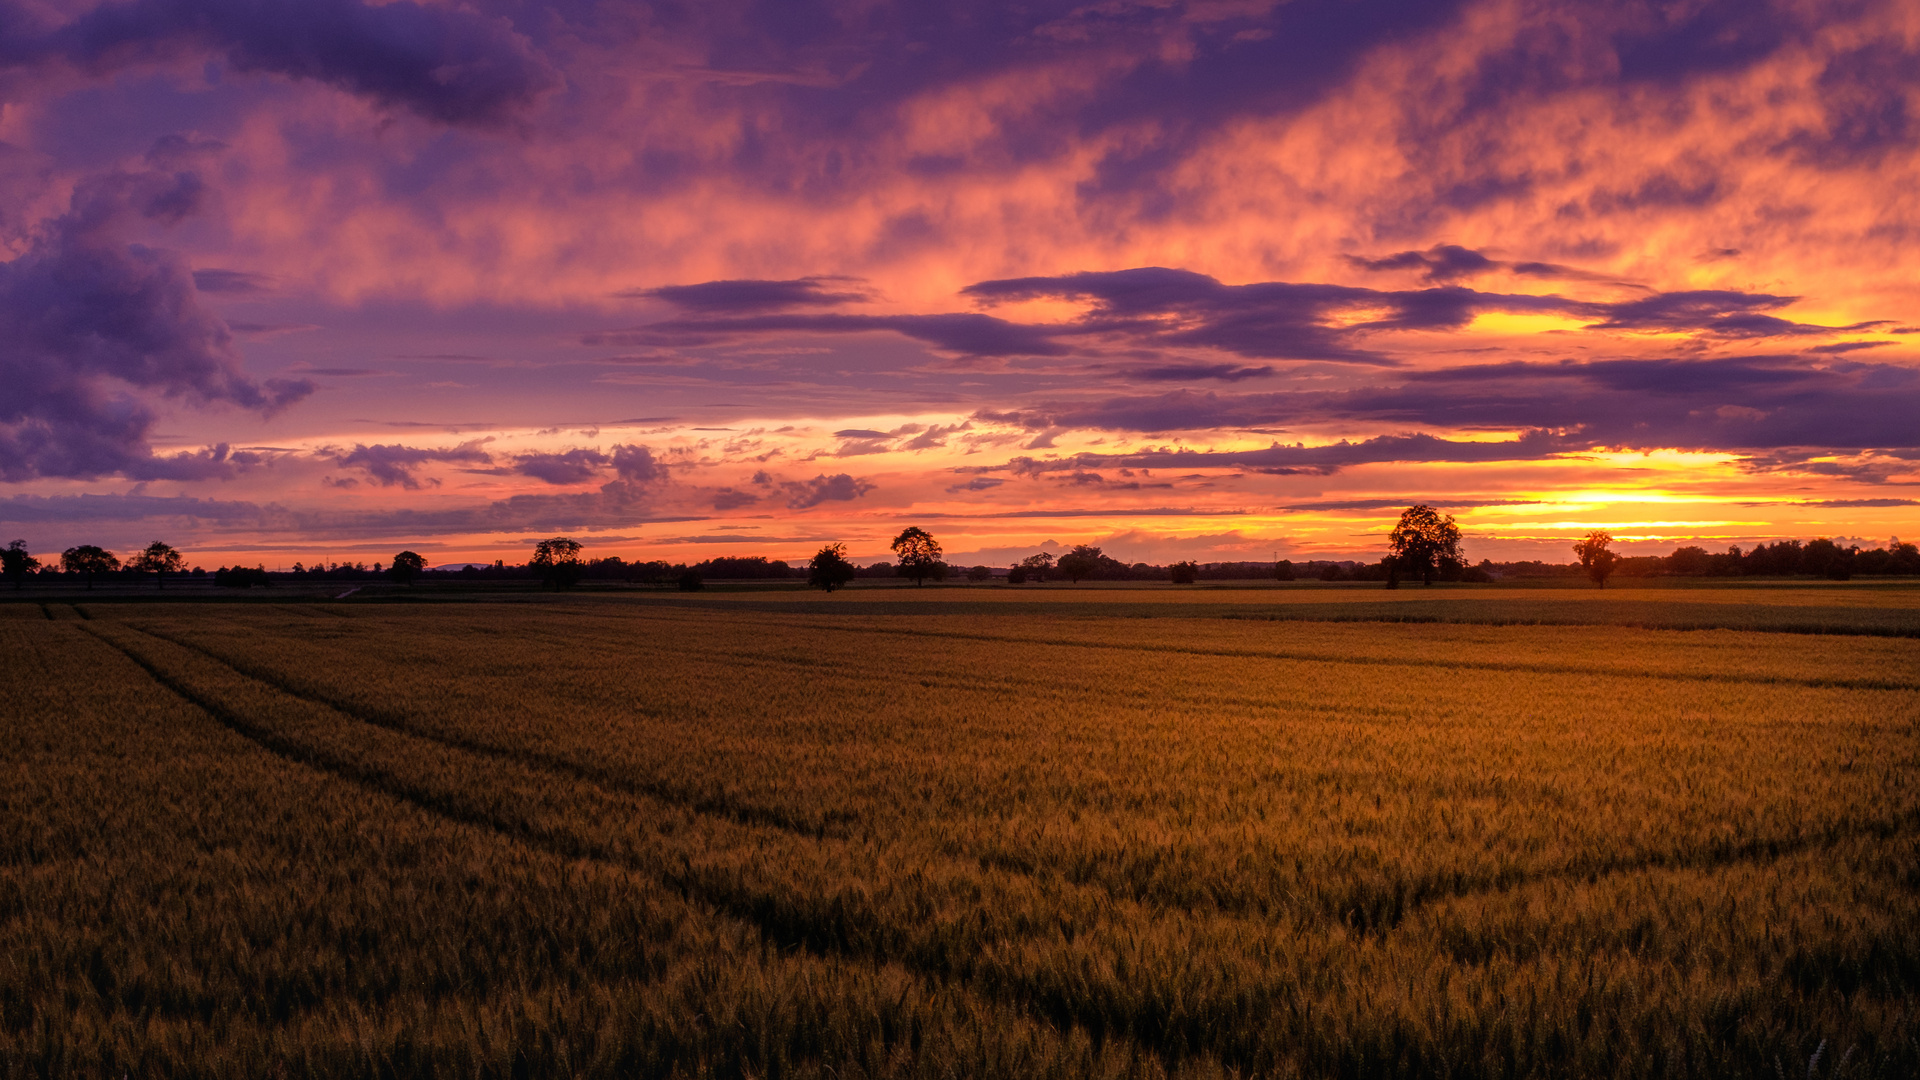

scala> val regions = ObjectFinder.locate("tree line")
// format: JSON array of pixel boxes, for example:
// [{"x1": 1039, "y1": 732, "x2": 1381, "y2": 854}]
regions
[{"x1": 8, "y1": 518, "x2": 1916, "y2": 594}]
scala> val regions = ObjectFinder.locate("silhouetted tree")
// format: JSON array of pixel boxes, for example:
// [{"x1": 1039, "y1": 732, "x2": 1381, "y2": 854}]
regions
[
  {"x1": 966, "y1": 565, "x2": 992, "y2": 582},
  {"x1": 1667, "y1": 545, "x2": 1712, "y2": 576},
  {"x1": 891, "y1": 526, "x2": 944, "y2": 586},
  {"x1": 1388, "y1": 506, "x2": 1463, "y2": 586},
  {"x1": 1572, "y1": 530, "x2": 1618, "y2": 588},
  {"x1": 677, "y1": 569, "x2": 705, "y2": 591},
  {"x1": 214, "y1": 565, "x2": 271, "y2": 588},
  {"x1": 389, "y1": 550, "x2": 426, "y2": 585},
  {"x1": 130, "y1": 541, "x2": 184, "y2": 589},
  {"x1": 1800, "y1": 537, "x2": 1854, "y2": 580},
  {"x1": 1170, "y1": 560, "x2": 1198, "y2": 584},
  {"x1": 61, "y1": 545, "x2": 119, "y2": 590},
  {"x1": 1057, "y1": 545, "x2": 1102, "y2": 583},
  {"x1": 531, "y1": 537, "x2": 583, "y2": 589},
  {"x1": 1018, "y1": 552, "x2": 1054, "y2": 582},
  {"x1": 807, "y1": 542, "x2": 856, "y2": 592},
  {"x1": 1273, "y1": 559, "x2": 1295, "y2": 581},
  {"x1": 2, "y1": 540, "x2": 38, "y2": 590}
]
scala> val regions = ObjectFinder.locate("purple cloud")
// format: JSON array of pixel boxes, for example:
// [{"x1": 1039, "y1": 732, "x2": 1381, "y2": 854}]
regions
[
  {"x1": 632, "y1": 276, "x2": 873, "y2": 313},
  {"x1": 20, "y1": 0, "x2": 557, "y2": 126},
  {"x1": 782, "y1": 472, "x2": 875, "y2": 509},
  {"x1": 514, "y1": 448, "x2": 608, "y2": 485},
  {"x1": 0, "y1": 168, "x2": 311, "y2": 482},
  {"x1": 976, "y1": 356, "x2": 1920, "y2": 468},
  {"x1": 327, "y1": 440, "x2": 493, "y2": 488}
]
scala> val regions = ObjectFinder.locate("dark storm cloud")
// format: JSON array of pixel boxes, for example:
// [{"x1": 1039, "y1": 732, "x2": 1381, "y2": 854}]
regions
[
  {"x1": 0, "y1": 168, "x2": 311, "y2": 482},
  {"x1": 10, "y1": 0, "x2": 557, "y2": 126},
  {"x1": 631, "y1": 276, "x2": 873, "y2": 313}
]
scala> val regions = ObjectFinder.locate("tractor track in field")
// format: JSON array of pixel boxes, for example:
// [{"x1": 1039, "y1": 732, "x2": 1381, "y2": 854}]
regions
[
  {"x1": 112, "y1": 619, "x2": 854, "y2": 842},
  {"x1": 70, "y1": 615, "x2": 1920, "y2": 1074},
  {"x1": 628, "y1": 610, "x2": 1920, "y2": 694},
  {"x1": 75, "y1": 619, "x2": 1234, "y2": 1074},
  {"x1": 226, "y1": 599, "x2": 1920, "y2": 692},
  {"x1": 87, "y1": 618, "x2": 1920, "y2": 942}
]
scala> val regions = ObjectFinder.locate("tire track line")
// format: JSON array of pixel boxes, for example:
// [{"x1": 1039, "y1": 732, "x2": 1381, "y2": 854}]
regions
[
  {"x1": 115, "y1": 620, "x2": 851, "y2": 841},
  {"x1": 76, "y1": 620, "x2": 1232, "y2": 1075},
  {"x1": 105, "y1": 618, "x2": 1919, "y2": 942},
  {"x1": 608, "y1": 608, "x2": 1920, "y2": 693}
]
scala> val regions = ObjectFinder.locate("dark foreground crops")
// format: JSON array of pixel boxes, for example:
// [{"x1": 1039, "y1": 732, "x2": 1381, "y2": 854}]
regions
[{"x1": 2, "y1": 594, "x2": 1915, "y2": 1079}]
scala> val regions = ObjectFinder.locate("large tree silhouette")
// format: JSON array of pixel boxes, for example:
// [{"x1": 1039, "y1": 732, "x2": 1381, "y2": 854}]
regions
[
  {"x1": 2, "y1": 541, "x2": 39, "y2": 590},
  {"x1": 890, "y1": 527, "x2": 944, "y2": 586},
  {"x1": 1057, "y1": 545, "x2": 1103, "y2": 583},
  {"x1": 61, "y1": 545, "x2": 119, "y2": 590},
  {"x1": 390, "y1": 550, "x2": 426, "y2": 586},
  {"x1": 531, "y1": 537, "x2": 583, "y2": 589},
  {"x1": 1388, "y1": 506, "x2": 1462, "y2": 586},
  {"x1": 130, "y1": 541, "x2": 183, "y2": 589},
  {"x1": 807, "y1": 543, "x2": 856, "y2": 592},
  {"x1": 1572, "y1": 531, "x2": 1618, "y2": 588}
]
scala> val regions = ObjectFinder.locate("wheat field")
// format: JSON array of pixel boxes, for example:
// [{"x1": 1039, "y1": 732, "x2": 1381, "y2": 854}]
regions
[{"x1": 2, "y1": 591, "x2": 1915, "y2": 1078}]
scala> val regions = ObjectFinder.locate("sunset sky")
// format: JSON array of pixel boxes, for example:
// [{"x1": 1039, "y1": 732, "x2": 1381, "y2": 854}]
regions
[{"x1": 3, "y1": 0, "x2": 1917, "y2": 568}]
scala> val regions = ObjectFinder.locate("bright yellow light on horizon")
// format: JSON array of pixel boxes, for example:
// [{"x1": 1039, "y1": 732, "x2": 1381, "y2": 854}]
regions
[{"x1": 1465, "y1": 312, "x2": 1590, "y2": 335}]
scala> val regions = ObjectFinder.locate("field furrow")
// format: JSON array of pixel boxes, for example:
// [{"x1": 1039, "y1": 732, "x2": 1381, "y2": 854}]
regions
[
  {"x1": 44, "y1": 606, "x2": 1915, "y2": 1079},
  {"x1": 5, "y1": 621, "x2": 1162, "y2": 1079}
]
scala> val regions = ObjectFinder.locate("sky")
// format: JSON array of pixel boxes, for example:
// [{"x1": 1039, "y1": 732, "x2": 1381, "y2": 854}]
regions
[{"x1": 1, "y1": 0, "x2": 1917, "y2": 569}]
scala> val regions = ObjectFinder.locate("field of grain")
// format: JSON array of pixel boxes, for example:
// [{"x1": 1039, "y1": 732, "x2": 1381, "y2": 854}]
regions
[{"x1": 3, "y1": 591, "x2": 1915, "y2": 1078}]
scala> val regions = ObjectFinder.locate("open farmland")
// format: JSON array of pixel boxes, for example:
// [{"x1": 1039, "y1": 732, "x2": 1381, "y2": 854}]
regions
[{"x1": 2, "y1": 589, "x2": 1916, "y2": 1078}]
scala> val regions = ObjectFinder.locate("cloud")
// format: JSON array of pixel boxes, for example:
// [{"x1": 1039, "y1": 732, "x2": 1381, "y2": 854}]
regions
[
  {"x1": 1346, "y1": 244, "x2": 1499, "y2": 282},
  {"x1": 325, "y1": 440, "x2": 493, "y2": 488},
  {"x1": 781, "y1": 472, "x2": 875, "y2": 509},
  {"x1": 0, "y1": 480, "x2": 687, "y2": 539},
  {"x1": 1134, "y1": 363, "x2": 1274, "y2": 382},
  {"x1": 1279, "y1": 498, "x2": 1540, "y2": 512},
  {"x1": 610, "y1": 443, "x2": 666, "y2": 484},
  {"x1": 976, "y1": 356, "x2": 1920, "y2": 470},
  {"x1": 1347, "y1": 244, "x2": 1619, "y2": 284},
  {"x1": 1582, "y1": 291, "x2": 1860, "y2": 337},
  {"x1": 191, "y1": 268, "x2": 275, "y2": 294},
  {"x1": 632, "y1": 276, "x2": 874, "y2": 312},
  {"x1": 0, "y1": 167, "x2": 312, "y2": 481},
  {"x1": 596, "y1": 311, "x2": 1074, "y2": 358},
  {"x1": 20, "y1": 0, "x2": 558, "y2": 126},
  {"x1": 513, "y1": 448, "x2": 608, "y2": 485}
]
